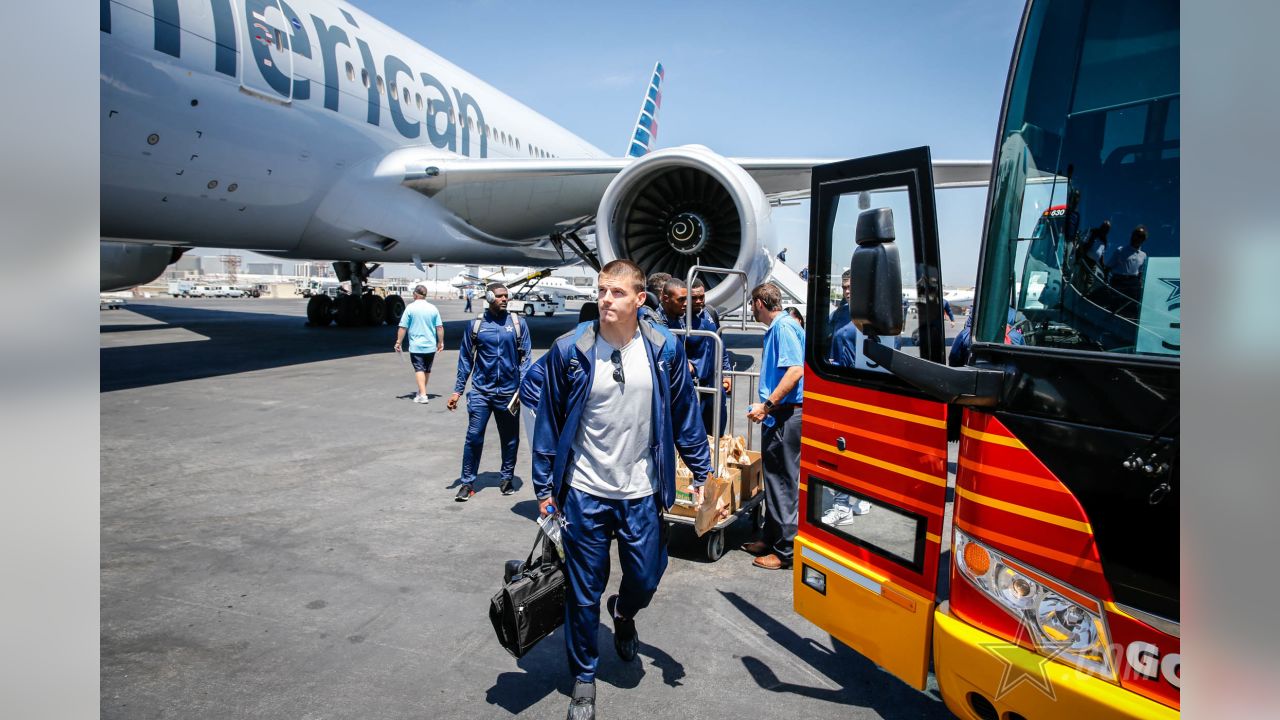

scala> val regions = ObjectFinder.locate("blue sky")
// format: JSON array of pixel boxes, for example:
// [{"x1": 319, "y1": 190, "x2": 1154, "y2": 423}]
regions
[{"x1": 202, "y1": 0, "x2": 1026, "y2": 285}]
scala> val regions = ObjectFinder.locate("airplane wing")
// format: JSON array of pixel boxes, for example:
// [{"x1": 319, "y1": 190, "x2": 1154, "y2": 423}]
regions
[{"x1": 392, "y1": 150, "x2": 991, "y2": 242}]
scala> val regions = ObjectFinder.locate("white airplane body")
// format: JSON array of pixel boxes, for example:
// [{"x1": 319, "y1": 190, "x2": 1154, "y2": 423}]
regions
[{"x1": 101, "y1": 0, "x2": 991, "y2": 319}]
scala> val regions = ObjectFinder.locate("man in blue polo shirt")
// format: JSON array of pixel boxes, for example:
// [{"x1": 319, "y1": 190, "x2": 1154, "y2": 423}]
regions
[
  {"x1": 743, "y1": 283, "x2": 805, "y2": 570},
  {"x1": 394, "y1": 285, "x2": 444, "y2": 404}
]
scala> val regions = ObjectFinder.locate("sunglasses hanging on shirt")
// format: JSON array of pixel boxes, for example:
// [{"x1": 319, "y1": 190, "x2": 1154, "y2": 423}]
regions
[{"x1": 610, "y1": 350, "x2": 625, "y2": 385}]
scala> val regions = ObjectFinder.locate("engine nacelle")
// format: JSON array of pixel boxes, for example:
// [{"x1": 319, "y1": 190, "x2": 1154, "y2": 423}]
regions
[
  {"x1": 596, "y1": 145, "x2": 775, "y2": 310},
  {"x1": 101, "y1": 241, "x2": 184, "y2": 291}
]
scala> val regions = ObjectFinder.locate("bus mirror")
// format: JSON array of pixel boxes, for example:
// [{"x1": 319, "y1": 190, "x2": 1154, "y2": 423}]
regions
[{"x1": 849, "y1": 208, "x2": 905, "y2": 336}]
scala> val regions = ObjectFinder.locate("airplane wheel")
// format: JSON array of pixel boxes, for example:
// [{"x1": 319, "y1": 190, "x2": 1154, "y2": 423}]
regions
[
  {"x1": 384, "y1": 294, "x2": 406, "y2": 325},
  {"x1": 307, "y1": 295, "x2": 333, "y2": 326},
  {"x1": 523, "y1": 305, "x2": 535, "y2": 317},
  {"x1": 703, "y1": 529, "x2": 725, "y2": 562},
  {"x1": 364, "y1": 294, "x2": 386, "y2": 325},
  {"x1": 335, "y1": 295, "x2": 362, "y2": 327}
]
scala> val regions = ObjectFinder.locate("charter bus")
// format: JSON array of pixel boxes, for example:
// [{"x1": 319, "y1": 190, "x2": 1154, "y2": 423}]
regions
[{"x1": 794, "y1": 1, "x2": 1178, "y2": 718}]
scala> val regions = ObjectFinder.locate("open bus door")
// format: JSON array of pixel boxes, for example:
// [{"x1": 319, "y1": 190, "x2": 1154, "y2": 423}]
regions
[{"x1": 794, "y1": 147, "x2": 953, "y2": 690}]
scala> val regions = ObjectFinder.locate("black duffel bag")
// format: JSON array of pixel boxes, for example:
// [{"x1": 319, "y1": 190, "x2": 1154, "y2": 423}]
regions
[{"x1": 489, "y1": 526, "x2": 566, "y2": 658}]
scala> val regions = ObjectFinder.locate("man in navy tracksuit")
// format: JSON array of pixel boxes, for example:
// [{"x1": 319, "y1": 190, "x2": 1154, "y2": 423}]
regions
[
  {"x1": 448, "y1": 283, "x2": 531, "y2": 500},
  {"x1": 679, "y1": 278, "x2": 733, "y2": 437},
  {"x1": 533, "y1": 260, "x2": 712, "y2": 720}
]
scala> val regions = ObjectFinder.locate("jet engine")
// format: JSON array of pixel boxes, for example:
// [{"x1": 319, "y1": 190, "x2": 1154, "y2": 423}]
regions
[
  {"x1": 595, "y1": 145, "x2": 775, "y2": 310},
  {"x1": 101, "y1": 242, "x2": 185, "y2": 291}
]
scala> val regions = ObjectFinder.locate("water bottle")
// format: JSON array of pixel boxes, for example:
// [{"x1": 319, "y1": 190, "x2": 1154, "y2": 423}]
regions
[{"x1": 538, "y1": 506, "x2": 566, "y2": 561}]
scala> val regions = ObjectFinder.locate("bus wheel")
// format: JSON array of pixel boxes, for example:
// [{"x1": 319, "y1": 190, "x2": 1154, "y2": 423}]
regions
[
  {"x1": 703, "y1": 529, "x2": 725, "y2": 562},
  {"x1": 524, "y1": 305, "x2": 535, "y2": 317}
]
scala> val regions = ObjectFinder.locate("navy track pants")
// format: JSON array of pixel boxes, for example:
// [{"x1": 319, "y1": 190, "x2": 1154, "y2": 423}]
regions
[
  {"x1": 460, "y1": 392, "x2": 519, "y2": 484},
  {"x1": 561, "y1": 487, "x2": 667, "y2": 683}
]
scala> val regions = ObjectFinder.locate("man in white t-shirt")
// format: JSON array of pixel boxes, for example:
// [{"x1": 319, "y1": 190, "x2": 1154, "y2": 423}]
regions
[
  {"x1": 532, "y1": 260, "x2": 712, "y2": 720},
  {"x1": 394, "y1": 285, "x2": 444, "y2": 404}
]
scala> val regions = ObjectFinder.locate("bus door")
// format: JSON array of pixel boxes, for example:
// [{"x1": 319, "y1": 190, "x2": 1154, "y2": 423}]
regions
[{"x1": 796, "y1": 147, "x2": 951, "y2": 690}]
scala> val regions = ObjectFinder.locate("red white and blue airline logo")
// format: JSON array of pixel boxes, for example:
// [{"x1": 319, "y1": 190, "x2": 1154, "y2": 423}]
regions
[{"x1": 627, "y1": 62, "x2": 665, "y2": 158}]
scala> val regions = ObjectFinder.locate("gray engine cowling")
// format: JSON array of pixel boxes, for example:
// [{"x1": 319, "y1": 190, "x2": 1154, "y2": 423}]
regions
[
  {"x1": 595, "y1": 145, "x2": 775, "y2": 310},
  {"x1": 101, "y1": 242, "x2": 184, "y2": 291}
]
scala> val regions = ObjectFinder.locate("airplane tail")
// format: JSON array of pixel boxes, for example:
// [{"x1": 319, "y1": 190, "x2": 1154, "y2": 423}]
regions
[{"x1": 625, "y1": 62, "x2": 664, "y2": 157}]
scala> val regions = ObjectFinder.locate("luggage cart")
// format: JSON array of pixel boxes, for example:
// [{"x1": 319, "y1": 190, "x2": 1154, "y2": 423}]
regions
[{"x1": 662, "y1": 266, "x2": 769, "y2": 561}]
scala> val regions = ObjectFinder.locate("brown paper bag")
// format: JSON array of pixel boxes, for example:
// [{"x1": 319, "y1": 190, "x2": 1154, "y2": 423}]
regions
[{"x1": 694, "y1": 473, "x2": 733, "y2": 537}]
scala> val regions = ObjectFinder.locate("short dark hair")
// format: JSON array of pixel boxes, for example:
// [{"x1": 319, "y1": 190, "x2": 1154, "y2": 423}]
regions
[
  {"x1": 691, "y1": 278, "x2": 706, "y2": 290},
  {"x1": 750, "y1": 283, "x2": 781, "y2": 311},
  {"x1": 487, "y1": 283, "x2": 507, "y2": 296},
  {"x1": 786, "y1": 307, "x2": 806, "y2": 328},
  {"x1": 413, "y1": 285, "x2": 428, "y2": 297},
  {"x1": 662, "y1": 277, "x2": 687, "y2": 295},
  {"x1": 601, "y1": 260, "x2": 647, "y2": 293},
  {"x1": 646, "y1": 272, "x2": 671, "y2": 294}
]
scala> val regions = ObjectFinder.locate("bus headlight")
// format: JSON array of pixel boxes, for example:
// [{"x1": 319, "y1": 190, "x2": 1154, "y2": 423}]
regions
[{"x1": 955, "y1": 530, "x2": 1116, "y2": 680}]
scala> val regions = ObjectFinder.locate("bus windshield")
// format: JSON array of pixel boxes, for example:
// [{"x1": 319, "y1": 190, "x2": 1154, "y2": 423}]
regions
[{"x1": 976, "y1": 0, "x2": 1179, "y2": 357}]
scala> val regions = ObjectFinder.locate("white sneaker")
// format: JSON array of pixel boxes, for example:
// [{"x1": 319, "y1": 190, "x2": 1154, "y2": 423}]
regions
[
  {"x1": 821, "y1": 505, "x2": 855, "y2": 527},
  {"x1": 851, "y1": 499, "x2": 873, "y2": 515},
  {"x1": 414, "y1": 394, "x2": 429, "y2": 404}
]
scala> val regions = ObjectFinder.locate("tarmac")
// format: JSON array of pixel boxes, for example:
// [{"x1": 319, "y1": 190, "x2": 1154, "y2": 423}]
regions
[{"x1": 101, "y1": 297, "x2": 952, "y2": 719}]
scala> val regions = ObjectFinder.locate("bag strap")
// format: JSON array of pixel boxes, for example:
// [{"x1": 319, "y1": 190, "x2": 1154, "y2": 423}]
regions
[
  {"x1": 706, "y1": 306, "x2": 721, "y2": 329},
  {"x1": 511, "y1": 314, "x2": 526, "y2": 363},
  {"x1": 469, "y1": 317, "x2": 483, "y2": 364}
]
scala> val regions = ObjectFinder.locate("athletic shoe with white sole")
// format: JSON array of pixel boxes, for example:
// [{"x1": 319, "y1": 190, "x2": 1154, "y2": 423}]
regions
[
  {"x1": 414, "y1": 394, "x2": 429, "y2": 404},
  {"x1": 821, "y1": 505, "x2": 856, "y2": 526}
]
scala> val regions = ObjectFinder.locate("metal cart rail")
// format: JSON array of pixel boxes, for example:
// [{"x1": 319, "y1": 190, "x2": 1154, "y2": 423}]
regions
[{"x1": 662, "y1": 265, "x2": 769, "y2": 561}]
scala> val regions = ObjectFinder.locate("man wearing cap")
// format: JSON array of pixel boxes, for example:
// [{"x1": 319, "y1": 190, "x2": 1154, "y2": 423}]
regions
[{"x1": 394, "y1": 285, "x2": 444, "y2": 404}]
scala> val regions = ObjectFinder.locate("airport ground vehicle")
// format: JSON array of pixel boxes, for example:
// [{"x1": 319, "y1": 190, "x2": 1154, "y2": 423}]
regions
[
  {"x1": 507, "y1": 291, "x2": 564, "y2": 317},
  {"x1": 167, "y1": 281, "x2": 195, "y2": 298},
  {"x1": 793, "y1": 2, "x2": 1178, "y2": 718}
]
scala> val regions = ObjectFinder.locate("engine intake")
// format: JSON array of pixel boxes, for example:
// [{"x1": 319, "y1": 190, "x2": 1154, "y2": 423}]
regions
[{"x1": 596, "y1": 146, "x2": 774, "y2": 310}]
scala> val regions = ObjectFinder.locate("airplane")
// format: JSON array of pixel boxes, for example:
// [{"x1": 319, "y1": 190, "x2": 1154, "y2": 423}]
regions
[
  {"x1": 101, "y1": 0, "x2": 991, "y2": 329},
  {"x1": 450, "y1": 266, "x2": 595, "y2": 301}
]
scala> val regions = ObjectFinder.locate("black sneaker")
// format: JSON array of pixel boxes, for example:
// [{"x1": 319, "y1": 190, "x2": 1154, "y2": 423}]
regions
[
  {"x1": 499, "y1": 478, "x2": 515, "y2": 495},
  {"x1": 566, "y1": 680, "x2": 595, "y2": 720},
  {"x1": 607, "y1": 594, "x2": 638, "y2": 662},
  {"x1": 455, "y1": 484, "x2": 474, "y2": 502}
]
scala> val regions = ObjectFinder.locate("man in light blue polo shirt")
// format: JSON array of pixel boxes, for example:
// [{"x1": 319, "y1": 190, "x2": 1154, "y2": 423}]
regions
[
  {"x1": 394, "y1": 285, "x2": 444, "y2": 404},
  {"x1": 744, "y1": 282, "x2": 805, "y2": 570}
]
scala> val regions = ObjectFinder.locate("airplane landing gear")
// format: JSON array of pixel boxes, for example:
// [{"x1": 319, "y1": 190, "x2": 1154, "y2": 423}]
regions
[
  {"x1": 384, "y1": 295, "x2": 405, "y2": 325},
  {"x1": 306, "y1": 294, "x2": 333, "y2": 326},
  {"x1": 364, "y1": 294, "x2": 386, "y2": 325},
  {"x1": 305, "y1": 261, "x2": 404, "y2": 328}
]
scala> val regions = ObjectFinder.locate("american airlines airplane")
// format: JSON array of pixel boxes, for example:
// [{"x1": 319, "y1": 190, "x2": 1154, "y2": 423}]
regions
[{"x1": 101, "y1": 0, "x2": 990, "y2": 327}]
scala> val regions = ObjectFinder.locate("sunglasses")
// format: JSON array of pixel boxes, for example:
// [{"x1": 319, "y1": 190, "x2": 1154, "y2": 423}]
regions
[{"x1": 610, "y1": 349, "x2": 625, "y2": 385}]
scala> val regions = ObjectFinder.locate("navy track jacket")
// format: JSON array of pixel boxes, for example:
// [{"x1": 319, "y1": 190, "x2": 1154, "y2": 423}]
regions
[
  {"x1": 453, "y1": 310, "x2": 532, "y2": 396},
  {"x1": 532, "y1": 319, "x2": 713, "y2": 509}
]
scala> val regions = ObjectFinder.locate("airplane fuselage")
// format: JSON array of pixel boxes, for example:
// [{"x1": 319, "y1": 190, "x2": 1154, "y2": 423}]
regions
[{"x1": 101, "y1": 0, "x2": 606, "y2": 265}]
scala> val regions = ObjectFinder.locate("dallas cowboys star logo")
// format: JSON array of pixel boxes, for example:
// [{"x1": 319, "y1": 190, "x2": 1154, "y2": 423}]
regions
[{"x1": 1159, "y1": 277, "x2": 1180, "y2": 305}]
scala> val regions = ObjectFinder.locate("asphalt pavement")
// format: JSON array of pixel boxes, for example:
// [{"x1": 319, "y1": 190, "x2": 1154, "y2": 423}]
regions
[{"x1": 100, "y1": 296, "x2": 951, "y2": 719}]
